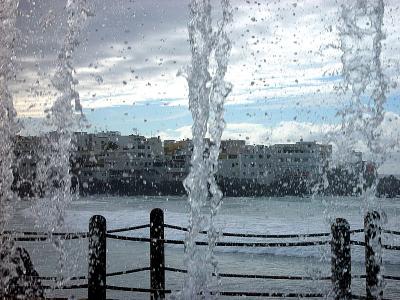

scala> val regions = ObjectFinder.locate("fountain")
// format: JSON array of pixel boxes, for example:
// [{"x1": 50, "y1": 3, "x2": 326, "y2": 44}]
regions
[
  {"x1": 32, "y1": 0, "x2": 92, "y2": 284},
  {"x1": 338, "y1": 0, "x2": 387, "y2": 297},
  {"x1": 0, "y1": 0, "x2": 23, "y2": 296},
  {"x1": 179, "y1": 0, "x2": 232, "y2": 298},
  {"x1": 0, "y1": 0, "x2": 19, "y2": 234},
  {"x1": 34, "y1": 0, "x2": 90, "y2": 230},
  {"x1": 338, "y1": 0, "x2": 387, "y2": 194}
]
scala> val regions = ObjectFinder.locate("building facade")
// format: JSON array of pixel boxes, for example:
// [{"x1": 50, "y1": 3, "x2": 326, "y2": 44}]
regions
[
  {"x1": 13, "y1": 131, "x2": 337, "y2": 195},
  {"x1": 74, "y1": 132, "x2": 164, "y2": 188},
  {"x1": 269, "y1": 140, "x2": 332, "y2": 181}
]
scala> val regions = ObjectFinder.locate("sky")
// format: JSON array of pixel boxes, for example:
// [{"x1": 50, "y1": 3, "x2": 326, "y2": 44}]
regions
[{"x1": 10, "y1": 0, "x2": 400, "y2": 173}]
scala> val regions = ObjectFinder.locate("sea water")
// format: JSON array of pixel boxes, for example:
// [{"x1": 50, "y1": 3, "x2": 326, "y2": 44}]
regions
[{"x1": 8, "y1": 195, "x2": 400, "y2": 299}]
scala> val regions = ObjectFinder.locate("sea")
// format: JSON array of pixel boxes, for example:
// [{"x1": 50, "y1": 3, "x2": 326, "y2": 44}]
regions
[{"x1": 8, "y1": 195, "x2": 400, "y2": 299}]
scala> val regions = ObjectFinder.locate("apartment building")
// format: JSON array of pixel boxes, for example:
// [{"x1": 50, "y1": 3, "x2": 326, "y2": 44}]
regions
[
  {"x1": 74, "y1": 132, "x2": 164, "y2": 186},
  {"x1": 237, "y1": 144, "x2": 274, "y2": 184},
  {"x1": 164, "y1": 138, "x2": 332, "y2": 185},
  {"x1": 164, "y1": 139, "x2": 193, "y2": 182},
  {"x1": 13, "y1": 131, "x2": 334, "y2": 194},
  {"x1": 269, "y1": 140, "x2": 332, "y2": 180},
  {"x1": 13, "y1": 135, "x2": 42, "y2": 187},
  {"x1": 217, "y1": 140, "x2": 245, "y2": 180}
]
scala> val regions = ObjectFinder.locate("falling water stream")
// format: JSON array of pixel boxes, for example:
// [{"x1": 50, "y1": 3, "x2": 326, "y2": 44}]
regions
[
  {"x1": 338, "y1": 0, "x2": 387, "y2": 297},
  {"x1": 0, "y1": 0, "x2": 20, "y2": 292},
  {"x1": 179, "y1": 0, "x2": 232, "y2": 298},
  {"x1": 0, "y1": 0, "x2": 19, "y2": 232},
  {"x1": 33, "y1": 0, "x2": 91, "y2": 283},
  {"x1": 339, "y1": 0, "x2": 387, "y2": 200}
]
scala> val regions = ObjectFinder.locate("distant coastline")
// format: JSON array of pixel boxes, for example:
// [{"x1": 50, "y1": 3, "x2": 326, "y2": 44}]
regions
[
  {"x1": 14, "y1": 174, "x2": 400, "y2": 199},
  {"x1": 12, "y1": 132, "x2": 400, "y2": 199}
]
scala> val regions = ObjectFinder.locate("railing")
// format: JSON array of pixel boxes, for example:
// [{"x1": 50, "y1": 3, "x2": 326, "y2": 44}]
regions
[{"x1": 2, "y1": 209, "x2": 400, "y2": 300}]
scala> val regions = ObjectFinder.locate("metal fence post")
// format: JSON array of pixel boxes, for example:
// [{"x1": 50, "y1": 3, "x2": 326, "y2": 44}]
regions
[
  {"x1": 365, "y1": 211, "x2": 383, "y2": 300},
  {"x1": 331, "y1": 218, "x2": 351, "y2": 300},
  {"x1": 150, "y1": 208, "x2": 165, "y2": 300},
  {"x1": 88, "y1": 215, "x2": 106, "y2": 300}
]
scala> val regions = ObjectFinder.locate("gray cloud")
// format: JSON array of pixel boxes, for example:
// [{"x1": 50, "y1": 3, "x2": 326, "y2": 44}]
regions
[{"x1": 11, "y1": 0, "x2": 400, "y2": 122}]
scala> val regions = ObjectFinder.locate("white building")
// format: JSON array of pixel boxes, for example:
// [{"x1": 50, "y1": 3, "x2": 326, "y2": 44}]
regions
[
  {"x1": 75, "y1": 134, "x2": 333, "y2": 187},
  {"x1": 164, "y1": 139, "x2": 193, "y2": 181},
  {"x1": 74, "y1": 132, "x2": 164, "y2": 185},
  {"x1": 217, "y1": 140, "x2": 245, "y2": 180},
  {"x1": 217, "y1": 141, "x2": 273, "y2": 184},
  {"x1": 237, "y1": 145, "x2": 273, "y2": 184},
  {"x1": 269, "y1": 140, "x2": 332, "y2": 181}
]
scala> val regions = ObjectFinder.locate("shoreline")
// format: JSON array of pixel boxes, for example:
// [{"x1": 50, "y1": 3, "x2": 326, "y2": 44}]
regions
[{"x1": 13, "y1": 174, "x2": 400, "y2": 199}]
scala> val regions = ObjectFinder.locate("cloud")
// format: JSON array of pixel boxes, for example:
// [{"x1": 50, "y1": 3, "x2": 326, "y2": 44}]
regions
[
  {"x1": 158, "y1": 120, "x2": 336, "y2": 146},
  {"x1": 158, "y1": 125, "x2": 192, "y2": 141},
  {"x1": 12, "y1": 0, "x2": 400, "y2": 117}
]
